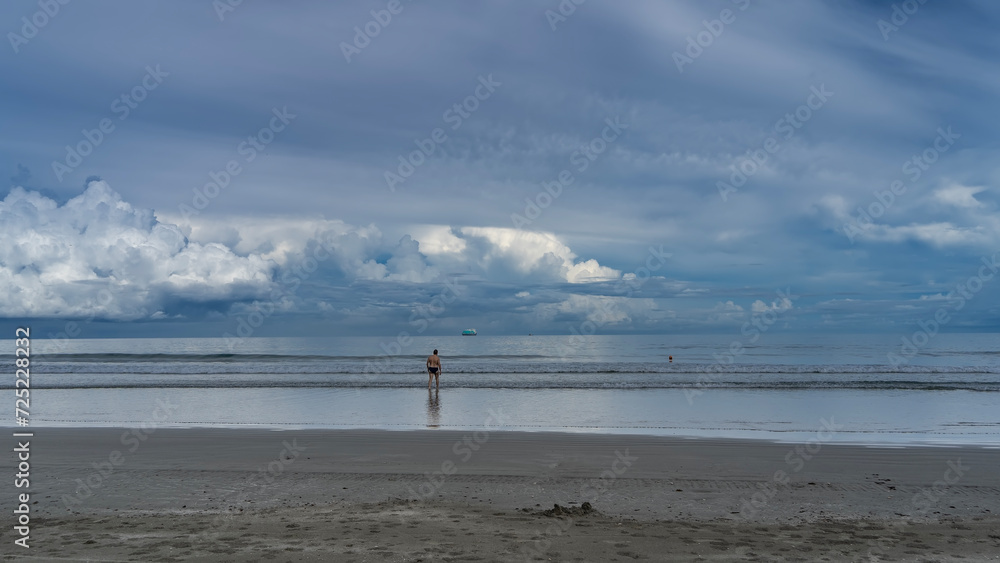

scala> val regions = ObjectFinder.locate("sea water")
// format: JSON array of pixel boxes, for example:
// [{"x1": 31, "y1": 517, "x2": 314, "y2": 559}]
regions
[{"x1": 8, "y1": 334, "x2": 999, "y2": 445}]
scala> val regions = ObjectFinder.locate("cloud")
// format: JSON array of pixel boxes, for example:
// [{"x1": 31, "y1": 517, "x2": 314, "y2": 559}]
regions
[
  {"x1": 751, "y1": 296, "x2": 793, "y2": 314},
  {"x1": 457, "y1": 227, "x2": 621, "y2": 283},
  {"x1": 534, "y1": 293, "x2": 658, "y2": 327},
  {"x1": 4, "y1": 2, "x2": 999, "y2": 334},
  {"x1": 715, "y1": 300, "x2": 744, "y2": 312},
  {"x1": 855, "y1": 222, "x2": 992, "y2": 247},
  {"x1": 174, "y1": 219, "x2": 622, "y2": 287},
  {"x1": 2, "y1": 184, "x2": 629, "y2": 324},
  {"x1": 409, "y1": 225, "x2": 468, "y2": 255},
  {"x1": 166, "y1": 213, "x2": 444, "y2": 284},
  {"x1": 0, "y1": 181, "x2": 274, "y2": 319},
  {"x1": 934, "y1": 184, "x2": 985, "y2": 208},
  {"x1": 820, "y1": 181, "x2": 999, "y2": 248}
]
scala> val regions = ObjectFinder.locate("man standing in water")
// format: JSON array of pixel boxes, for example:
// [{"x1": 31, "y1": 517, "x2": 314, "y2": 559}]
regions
[{"x1": 426, "y1": 349, "x2": 442, "y2": 389}]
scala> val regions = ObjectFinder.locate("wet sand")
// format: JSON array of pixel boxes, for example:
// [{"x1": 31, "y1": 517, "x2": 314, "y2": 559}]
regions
[{"x1": 4, "y1": 428, "x2": 999, "y2": 561}]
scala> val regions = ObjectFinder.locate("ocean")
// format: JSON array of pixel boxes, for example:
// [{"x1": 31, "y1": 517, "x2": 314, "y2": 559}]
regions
[{"x1": 9, "y1": 333, "x2": 1000, "y2": 445}]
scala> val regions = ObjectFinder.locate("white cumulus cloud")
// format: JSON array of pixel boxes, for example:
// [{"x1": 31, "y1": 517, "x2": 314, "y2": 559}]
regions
[
  {"x1": 457, "y1": 226, "x2": 620, "y2": 283},
  {"x1": 1, "y1": 185, "x2": 632, "y2": 322},
  {"x1": 0, "y1": 181, "x2": 274, "y2": 319}
]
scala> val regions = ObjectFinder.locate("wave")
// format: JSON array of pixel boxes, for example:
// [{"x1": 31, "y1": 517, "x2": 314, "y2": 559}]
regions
[
  {"x1": 15, "y1": 374, "x2": 1000, "y2": 392},
  {"x1": 12, "y1": 351, "x2": 998, "y2": 392},
  {"x1": 10, "y1": 353, "x2": 550, "y2": 362},
  {"x1": 22, "y1": 362, "x2": 1000, "y2": 375}
]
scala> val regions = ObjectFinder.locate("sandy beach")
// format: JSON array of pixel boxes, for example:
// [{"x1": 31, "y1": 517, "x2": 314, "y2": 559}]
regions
[{"x1": 2, "y1": 428, "x2": 998, "y2": 561}]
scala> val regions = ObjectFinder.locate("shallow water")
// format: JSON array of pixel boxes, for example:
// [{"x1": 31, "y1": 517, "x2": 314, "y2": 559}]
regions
[
  {"x1": 21, "y1": 387, "x2": 999, "y2": 446},
  {"x1": 9, "y1": 334, "x2": 999, "y2": 444}
]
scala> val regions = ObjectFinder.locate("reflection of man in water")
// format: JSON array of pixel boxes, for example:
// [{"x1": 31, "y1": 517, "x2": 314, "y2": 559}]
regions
[
  {"x1": 427, "y1": 388, "x2": 440, "y2": 428},
  {"x1": 426, "y1": 349, "x2": 442, "y2": 389}
]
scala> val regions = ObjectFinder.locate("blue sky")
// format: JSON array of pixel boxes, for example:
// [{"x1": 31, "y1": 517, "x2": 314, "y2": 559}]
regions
[{"x1": 1, "y1": 0, "x2": 998, "y2": 337}]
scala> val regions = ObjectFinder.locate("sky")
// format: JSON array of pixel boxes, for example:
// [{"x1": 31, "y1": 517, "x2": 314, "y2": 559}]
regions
[{"x1": 1, "y1": 0, "x2": 998, "y2": 338}]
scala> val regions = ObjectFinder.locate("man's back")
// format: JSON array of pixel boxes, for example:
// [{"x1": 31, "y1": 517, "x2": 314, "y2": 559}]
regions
[{"x1": 427, "y1": 351, "x2": 441, "y2": 388}]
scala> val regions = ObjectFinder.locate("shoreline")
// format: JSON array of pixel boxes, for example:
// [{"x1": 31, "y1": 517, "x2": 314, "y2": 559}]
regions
[
  {"x1": 6, "y1": 423, "x2": 1000, "y2": 449},
  {"x1": 19, "y1": 385, "x2": 1000, "y2": 447},
  {"x1": 17, "y1": 423, "x2": 1000, "y2": 444},
  {"x1": 6, "y1": 428, "x2": 999, "y2": 560}
]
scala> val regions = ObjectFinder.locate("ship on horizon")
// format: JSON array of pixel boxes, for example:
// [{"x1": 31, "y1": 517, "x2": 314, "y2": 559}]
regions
[{"x1": 462, "y1": 329, "x2": 477, "y2": 336}]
